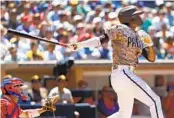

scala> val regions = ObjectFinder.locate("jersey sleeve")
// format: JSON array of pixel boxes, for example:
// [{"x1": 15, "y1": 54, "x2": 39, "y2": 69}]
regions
[
  {"x1": 103, "y1": 24, "x2": 126, "y2": 41},
  {"x1": 137, "y1": 30, "x2": 153, "y2": 48}
]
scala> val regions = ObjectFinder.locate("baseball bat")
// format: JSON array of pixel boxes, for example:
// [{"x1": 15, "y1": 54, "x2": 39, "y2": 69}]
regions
[{"x1": 7, "y1": 29, "x2": 68, "y2": 47}]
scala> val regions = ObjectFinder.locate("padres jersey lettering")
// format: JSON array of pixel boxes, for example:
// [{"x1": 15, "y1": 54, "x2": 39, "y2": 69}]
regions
[{"x1": 104, "y1": 24, "x2": 145, "y2": 66}]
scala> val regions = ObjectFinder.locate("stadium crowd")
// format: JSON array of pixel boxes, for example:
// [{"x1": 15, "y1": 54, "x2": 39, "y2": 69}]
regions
[
  {"x1": 1, "y1": 0, "x2": 174, "y2": 117},
  {"x1": 0, "y1": 0, "x2": 174, "y2": 63}
]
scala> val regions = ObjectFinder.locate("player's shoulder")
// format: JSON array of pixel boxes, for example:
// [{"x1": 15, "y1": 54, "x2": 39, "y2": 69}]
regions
[
  {"x1": 104, "y1": 24, "x2": 129, "y2": 33},
  {"x1": 50, "y1": 86, "x2": 59, "y2": 92},
  {"x1": 111, "y1": 24, "x2": 129, "y2": 30},
  {"x1": 63, "y1": 88, "x2": 71, "y2": 94},
  {"x1": 137, "y1": 29, "x2": 150, "y2": 37}
]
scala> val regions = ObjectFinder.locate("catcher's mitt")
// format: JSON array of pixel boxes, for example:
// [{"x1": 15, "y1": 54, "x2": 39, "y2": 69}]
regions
[{"x1": 42, "y1": 95, "x2": 59, "y2": 112}]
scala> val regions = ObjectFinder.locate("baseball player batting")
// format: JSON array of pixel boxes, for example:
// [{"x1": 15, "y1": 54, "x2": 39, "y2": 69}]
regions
[
  {"x1": 70, "y1": 6, "x2": 164, "y2": 118},
  {"x1": 0, "y1": 78, "x2": 59, "y2": 118}
]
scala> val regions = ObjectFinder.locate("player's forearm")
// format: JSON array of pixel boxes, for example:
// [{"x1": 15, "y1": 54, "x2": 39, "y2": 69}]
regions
[
  {"x1": 79, "y1": 34, "x2": 109, "y2": 48},
  {"x1": 147, "y1": 46, "x2": 156, "y2": 62},
  {"x1": 79, "y1": 37, "x2": 101, "y2": 48},
  {"x1": 142, "y1": 46, "x2": 156, "y2": 62}
]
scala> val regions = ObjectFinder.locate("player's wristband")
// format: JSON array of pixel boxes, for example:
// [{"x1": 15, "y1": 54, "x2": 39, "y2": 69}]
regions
[
  {"x1": 79, "y1": 37, "x2": 101, "y2": 48},
  {"x1": 27, "y1": 109, "x2": 40, "y2": 118}
]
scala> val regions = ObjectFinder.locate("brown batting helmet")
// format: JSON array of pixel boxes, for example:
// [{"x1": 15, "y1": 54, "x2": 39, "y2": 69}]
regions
[{"x1": 118, "y1": 6, "x2": 144, "y2": 25}]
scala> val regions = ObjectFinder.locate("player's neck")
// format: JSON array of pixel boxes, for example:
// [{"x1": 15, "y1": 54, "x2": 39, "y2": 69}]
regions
[{"x1": 129, "y1": 25, "x2": 137, "y2": 31}]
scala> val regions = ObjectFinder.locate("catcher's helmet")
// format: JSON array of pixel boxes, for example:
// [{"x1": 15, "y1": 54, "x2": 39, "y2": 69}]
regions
[
  {"x1": 1, "y1": 78, "x2": 28, "y2": 101},
  {"x1": 118, "y1": 5, "x2": 144, "y2": 25}
]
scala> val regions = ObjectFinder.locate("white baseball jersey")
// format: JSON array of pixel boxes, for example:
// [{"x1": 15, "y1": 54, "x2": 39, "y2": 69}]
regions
[{"x1": 105, "y1": 24, "x2": 164, "y2": 118}]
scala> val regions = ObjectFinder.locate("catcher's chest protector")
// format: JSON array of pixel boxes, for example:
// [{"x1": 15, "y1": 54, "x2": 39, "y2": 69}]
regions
[{"x1": 0, "y1": 96, "x2": 21, "y2": 118}]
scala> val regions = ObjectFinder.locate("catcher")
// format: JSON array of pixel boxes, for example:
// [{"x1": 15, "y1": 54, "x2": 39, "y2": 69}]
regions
[{"x1": 0, "y1": 77, "x2": 59, "y2": 118}]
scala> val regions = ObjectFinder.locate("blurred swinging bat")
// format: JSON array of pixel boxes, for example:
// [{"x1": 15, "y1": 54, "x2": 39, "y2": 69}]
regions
[{"x1": 7, "y1": 29, "x2": 68, "y2": 47}]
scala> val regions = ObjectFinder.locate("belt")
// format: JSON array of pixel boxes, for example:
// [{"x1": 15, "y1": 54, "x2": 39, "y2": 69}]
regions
[{"x1": 112, "y1": 64, "x2": 135, "y2": 71}]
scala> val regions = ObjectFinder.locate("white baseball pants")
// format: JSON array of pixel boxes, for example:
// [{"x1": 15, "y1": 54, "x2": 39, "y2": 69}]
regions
[{"x1": 108, "y1": 65, "x2": 164, "y2": 118}]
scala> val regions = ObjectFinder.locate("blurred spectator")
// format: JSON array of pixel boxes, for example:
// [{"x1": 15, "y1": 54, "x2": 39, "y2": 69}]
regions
[
  {"x1": 3, "y1": 74, "x2": 13, "y2": 80},
  {"x1": 73, "y1": 15, "x2": 83, "y2": 25},
  {"x1": 85, "y1": 5, "x2": 103, "y2": 23},
  {"x1": 97, "y1": 42, "x2": 112, "y2": 60},
  {"x1": 54, "y1": 23, "x2": 65, "y2": 39},
  {"x1": 73, "y1": 80, "x2": 95, "y2": 105},
  {"x1": 166, "y1": 81, "x2": 174, "y2": 92},
  {"x1": 66, "y1": 0, "x2": 79, "y2": 17},
  {"x1": 0, "y1": 43, "x2": 8, "y2": 61},
  {"x1": 163, "y1": 36, "x2": 174, "y2": 59},
  {"x1": 140, "y1": 7, "x2": 152, "y2": 32},
  {"x1": 58, "y1": 10, "x2": 69, "y2": 24},
  {"x1": 56, "y1": 31, "x2": 76, "y2": 61},
  {"x1": 18, "y1": 3, "x2": 32, "y2": 21},
  {"x1": 151, "y1": 10, "x2": 170, "y2": 31},
  {"x1": 26, "y1": 42, "x2": 43, "y2": 61},
  {"x1": 155, "y1": 23, "x2": 173, "y2": 59},
  {"x1": 0, "y1": 24, "x2": 10, "y2": 46},
  {"x1": 108, "y1": 12, "x2": 119, "y2": 26},
  {"x1": 75, "y1": 23, "x2": 86, "y2": 42},
  {"x1": 32, "y1": 13, "x2": 42, "y2": 29},
  {"x1": 0, "y1": 24, "x2": 9, "y2": 60},
  {"x1": 76, "y1": 1, "x2": 91, "y2": 16},
  {"x1": 147, "y1": 26, "x2": 160, "y2": 58},
  {"x1": 78, "y1": 80, "x2": 88, "y2": 90},
  {"x1": 97, "y1": 86, "x2": 119, "y2": 118},
  {"x1": 103, "y1": 11, "x2": 119, "y2": 29},
  {"x1": 165, "y1": 2, "x2": 174, "y2": 26},
  {"x1": 78, "y1": 23, "x2": 94, "y2": 42},
  {"x1": 48, "y1": 75, "x2": 74, "y2": 104},
  {"x1": 163, "y1": 85, "x2": 174, "y2": 118},
  {"x1": 47, "y1": 1, "x2": 61, "y2": 24},
  {"x1": 28, "y1": 75, "x2": 48, "y2": 104},
  {"x1": 153, "y1": 75, "x2": 167, "y2": 100},
  {"x1": 43, "y1": 43, "x2": 63, "y2": 61},
  {"x1": 17, "y1": 36, "x2": 31, "y2": 54},
  {"x1": 77, "y1": 47, "x2": 100, "y2": 60},
  {"x1": 103, "y1": 2, "x2": 114, "y2": 12},
  {"x1": 0, "y1": 5, "x2": 9, "y2": 28},
  {"x1": 4, "y1": 44, "x2": 27, "y2": 63},
  {"x1": 156, "y1": 23, "x2": 173, "y2": 40},
  {"x1": 93, "y1": 17, "x2": 103, "y2": 36},
  {"x1": 16, "y1": 15, "x2": 35, "y2": 33},
  {"x1": 38, "y1": 21, "x2": 50, "y2": 38},
  {"x1": 8, "y1": 8, "x2": 20, "y2": 29},
  {"x1": 40, "y1": 27, "x2": 56, "y2": 50}
]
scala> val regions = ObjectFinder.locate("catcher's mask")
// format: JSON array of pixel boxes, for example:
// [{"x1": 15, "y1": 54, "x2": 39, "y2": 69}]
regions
[
  {"x1": 1, "y1": 78, "x2": 28, "y2": 101},
  {"x1": 118, "y1": 5, "x2": 144, "y2": 26}
]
